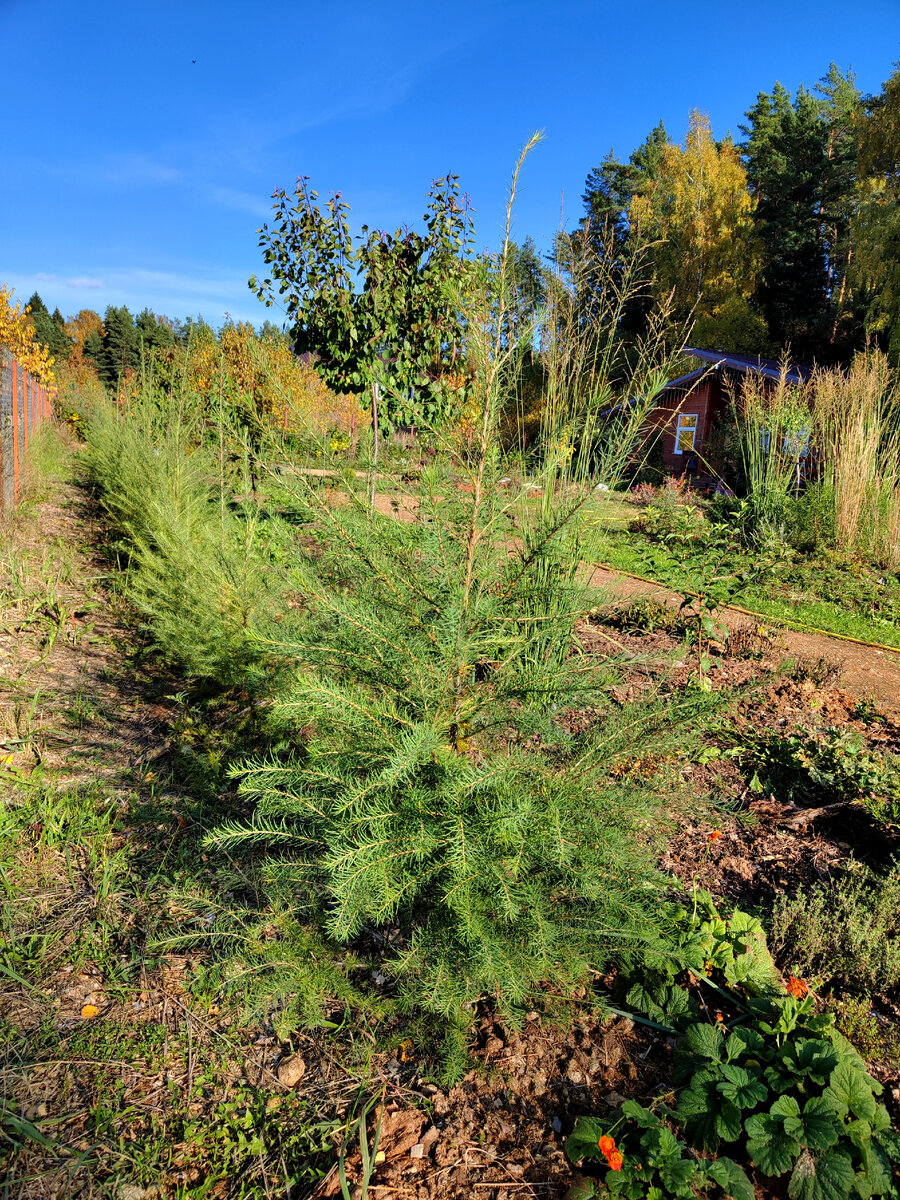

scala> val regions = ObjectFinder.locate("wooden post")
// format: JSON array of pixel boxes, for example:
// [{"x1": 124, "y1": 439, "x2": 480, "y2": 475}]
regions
[
  {"x1": 11, "y1": 359, "x2": 19, "y2": 499},
  {"x1": 369, "y1": 380, "x2": 379, "y2": 513}
]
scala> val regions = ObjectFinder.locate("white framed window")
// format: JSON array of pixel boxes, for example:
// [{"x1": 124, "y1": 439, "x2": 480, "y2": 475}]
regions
[
  {"x1": 674, "y1": 412, "x2": 698, "y2": 454},
  {"x1": 782, "y1": 428, "x2": 810, "y2": 457}
]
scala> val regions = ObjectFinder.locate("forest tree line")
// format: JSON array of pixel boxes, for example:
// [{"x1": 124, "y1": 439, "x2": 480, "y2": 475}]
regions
[
  {"x1": 577, "y1": 61, "x2": 900, "y2": 365},
  {"x1": 21, "y1": 57, "x2": 900, "y2": 399}
]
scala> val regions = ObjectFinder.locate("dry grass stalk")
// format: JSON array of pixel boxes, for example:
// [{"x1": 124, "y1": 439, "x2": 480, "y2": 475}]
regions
[{"x1": 815, "y1": 351, "x2": 900, "y2": 569}]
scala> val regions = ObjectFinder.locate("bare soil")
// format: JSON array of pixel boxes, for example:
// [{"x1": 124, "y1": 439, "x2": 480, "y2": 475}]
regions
[{"x1": 586, "y1": 564, "x2": 900, "y2": 719}]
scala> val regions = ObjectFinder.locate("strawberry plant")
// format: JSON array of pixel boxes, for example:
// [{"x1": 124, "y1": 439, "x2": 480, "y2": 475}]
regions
[
  {"x1": 671, "y1": 998, "x2": 895, "y2": 1199},
  {"x1": 567, "y1": 896, "x2": 898, "y2": 1200},
  {"x1": 740, "y1": 724, "x2": 900, "y2": 821}
]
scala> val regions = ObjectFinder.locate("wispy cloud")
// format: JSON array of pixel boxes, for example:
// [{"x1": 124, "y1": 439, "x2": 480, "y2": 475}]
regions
[
  {"x1": 211, "y1": 187, "x2": 272, "y2": 218},
  {"x1": 46, "y1": 152, "x2": 182, "y2": 192},
  {"x1": 5, "y1": 263, "x2": 263, "y2": 324},
  {"x1": 99, "y1": 154, "x2": 182, "y2": 187}
]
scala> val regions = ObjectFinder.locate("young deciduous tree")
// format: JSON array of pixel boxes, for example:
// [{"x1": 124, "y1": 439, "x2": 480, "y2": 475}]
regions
[
  {"x1": 250, "y1": 175, "x2": 475, "y2": 428},
  {"x1": 0, "y1": 285, "x2": 55, "y2": 383}
]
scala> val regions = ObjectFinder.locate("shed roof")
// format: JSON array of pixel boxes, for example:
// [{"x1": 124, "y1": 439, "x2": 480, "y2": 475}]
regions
[
  {"x1": 681, "y1": 347, "x2": 813, "y2": 386},
  {"x1": 600, "y1": 347, "x2": 813, "y2": 419}
]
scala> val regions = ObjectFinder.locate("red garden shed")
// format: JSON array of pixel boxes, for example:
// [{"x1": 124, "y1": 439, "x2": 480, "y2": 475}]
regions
[{"x1": 642, "y1": 347, "x2": 813, "y2": 484}]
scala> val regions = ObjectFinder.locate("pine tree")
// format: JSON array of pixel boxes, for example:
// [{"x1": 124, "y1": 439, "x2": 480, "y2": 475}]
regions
[
  {"x1": 815, "y1": 64, "x2": 864, "y2": 353},
  {"x1": 741, "y1": 70, "x2": 862, "y2": 362}
]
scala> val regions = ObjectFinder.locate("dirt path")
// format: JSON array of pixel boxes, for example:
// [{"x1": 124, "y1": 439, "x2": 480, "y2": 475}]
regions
[
  {"x1": 368, "y1": 489, "x2": 900, "y2": 717},
  {"x1": 585, "y1": 564, "x2": 900, "y2": 718},
  {"x1": 0, "y1": 471, "x2": 177, "y2": 790}
]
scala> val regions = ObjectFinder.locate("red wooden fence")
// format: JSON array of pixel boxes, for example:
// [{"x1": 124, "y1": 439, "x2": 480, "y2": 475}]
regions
[{"x1": 1, "y1": 352, "x2": 54, "y2": 507}]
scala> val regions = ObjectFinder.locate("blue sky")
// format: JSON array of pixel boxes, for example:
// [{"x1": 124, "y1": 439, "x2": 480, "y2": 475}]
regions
[{"x1": 2, "y1": 0, "x2": 898, "y2": 327}]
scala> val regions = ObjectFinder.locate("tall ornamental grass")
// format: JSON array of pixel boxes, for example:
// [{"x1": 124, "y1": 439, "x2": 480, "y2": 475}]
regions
[
  {"x1": 81, "y1": 352, "x2": 295, "y2": 691},
  {"x1": 815, "y1": 350, "x2": 900, "y2": 571},
  {"x1": 733, "y1": 368, "x2": 814, "y2": 535}
]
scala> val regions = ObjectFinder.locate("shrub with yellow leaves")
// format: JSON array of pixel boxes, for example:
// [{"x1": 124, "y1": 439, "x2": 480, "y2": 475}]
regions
[
  {"x1": 0, "y1": 284, "x2": 55, "y2": 385},
  {"x1": 183, "y1": 321, "x2": 370, "y2": 447}
]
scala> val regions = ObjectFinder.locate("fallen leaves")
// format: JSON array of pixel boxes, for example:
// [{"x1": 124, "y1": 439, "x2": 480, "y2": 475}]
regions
[{"x1": 276, "y1": 1052, "x2": 306, "y2": 1088}]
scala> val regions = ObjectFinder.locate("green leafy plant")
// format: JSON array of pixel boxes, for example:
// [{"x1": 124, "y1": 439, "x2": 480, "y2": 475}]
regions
[
  {"x1": 566, "y1": 1102, "x2": 753, "y2": 1200},
  {"x1": 568, "y1": 896, "x2": 897, "y2": 1200},
  {"x1": 635, "y1": 523, "x2": 772, "y2": 688},
  {"x1": 740, "y1": 724, "x2": 900, "y2": 820},
  {"x1": 623, "y1": 890, "x2": 783, "y2": 1027},
  {"x1": 602, "y1": 598, "x2": 687, "y2": 637},
  {"x1": 672, "y1": 1000, "x2": 894, "y2": 1200}
]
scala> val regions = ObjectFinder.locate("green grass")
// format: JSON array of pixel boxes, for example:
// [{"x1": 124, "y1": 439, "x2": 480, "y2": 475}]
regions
[{"x1": 0, "y1": 778, "x2": 384, "y2": 1198}]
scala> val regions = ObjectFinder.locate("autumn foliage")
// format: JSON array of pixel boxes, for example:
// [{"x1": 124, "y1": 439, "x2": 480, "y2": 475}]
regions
[
  {"x1": 183, "y1": 321, "x2": 370, "y2": 446},
  {"x1": 0, "y1": 285, "x2": 56, "y2": 385}
]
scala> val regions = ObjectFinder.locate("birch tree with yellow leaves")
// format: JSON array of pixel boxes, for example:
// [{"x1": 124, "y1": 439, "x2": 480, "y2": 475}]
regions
[{"x1": 630, "y1": 111, "x2": 768, "y2": 351}]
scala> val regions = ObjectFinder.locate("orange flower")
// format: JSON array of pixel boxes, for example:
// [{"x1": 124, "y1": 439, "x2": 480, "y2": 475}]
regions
[
  {"x1": 598, "y1": 1135, "x2": 615, "y2": 1155},
  {"x1": 715, "y1": 1012, "x2": 724, "y2": 1024},
  {"x1": 707, "y1": 830, "x2": 722, "y2": 843},
  {"x1": 607, "y1": 1150, "x2": 624, "y2": 1171},
  {"x1": 786, "y1": 975, "x2": 809, "y2": 999}
]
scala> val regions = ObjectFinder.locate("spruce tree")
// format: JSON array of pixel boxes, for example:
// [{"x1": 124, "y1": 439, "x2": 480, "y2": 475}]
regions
[
  {"x1": 815, "y1": 64, "x2": 864, "y2": 354},
  {"x1": 581, "y1": 121, "x2": 669, "y2": 248},
  {"x1": 98, "y1": 305, "x2": 139, "y2": 389},
  {"x1": 136, "y1": 308, "x2": 176, "y2": 355},
  {"x1": 25, "y1": 293, "x2": 72, "y2": 362},
  {"x1": 579, "y1": 122, "x2": 669, "y2": 338}
]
